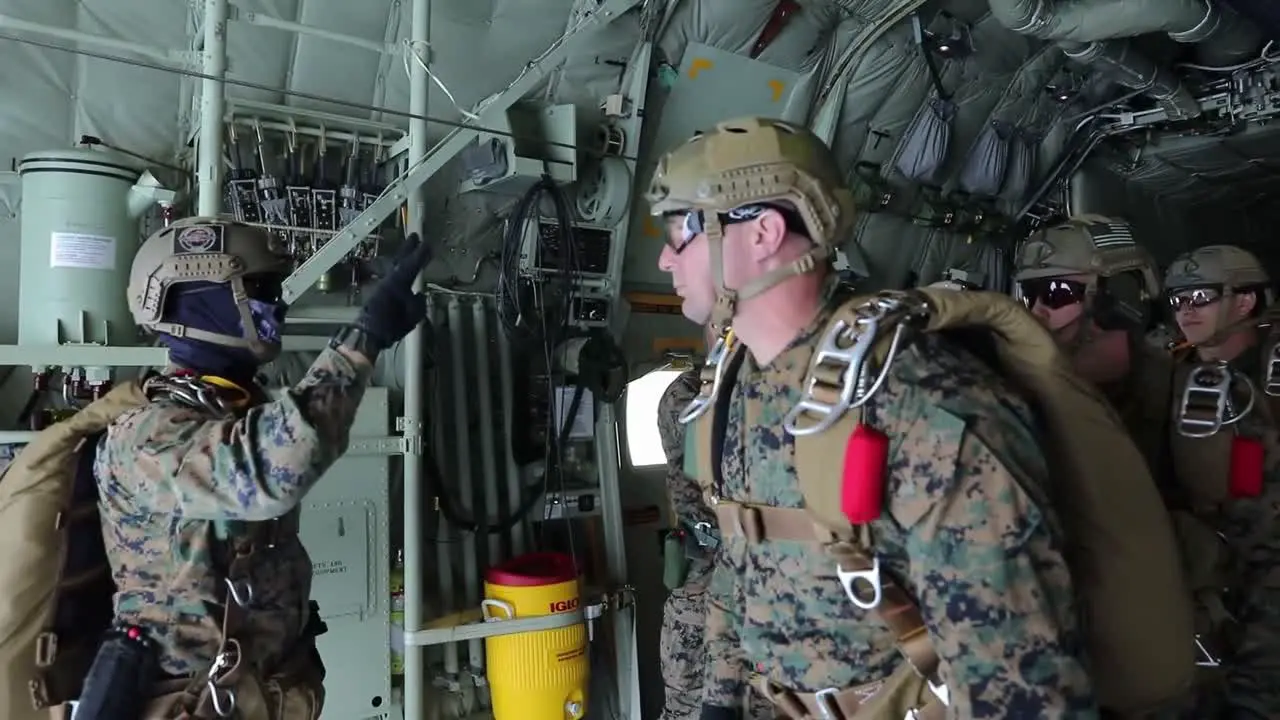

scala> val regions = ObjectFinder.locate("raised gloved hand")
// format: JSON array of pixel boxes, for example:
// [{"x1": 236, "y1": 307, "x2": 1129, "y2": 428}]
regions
[
  {"x1": 699, "y1": 706, "x2": 741, "y2": 720},
  {"x1": 351, "y1": 233, "x2": 434, "y2": 356}
]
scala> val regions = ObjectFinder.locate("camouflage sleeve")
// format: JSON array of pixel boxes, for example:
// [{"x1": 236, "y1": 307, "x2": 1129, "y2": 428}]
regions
[
  {"x1": 880, "y1": 346, "x2": 1097, "y2": 718},
  {"x1": 659, "y1": 369, "x2": 714, "y2": 528},
  {"x1": 1220, "y1": 459, "x2": 1280, "y2": 717},
  {"x1": 701, "y1": 548, "x2": 748, "y2": 709},
  {"x1": 97, "y1": 347, "x2": 373, "y2": 521}
]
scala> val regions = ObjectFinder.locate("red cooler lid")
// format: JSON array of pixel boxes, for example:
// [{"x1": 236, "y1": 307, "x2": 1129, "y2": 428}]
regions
[{"x1": 485, "y1": 552, "x2": 579, "y2": 587}]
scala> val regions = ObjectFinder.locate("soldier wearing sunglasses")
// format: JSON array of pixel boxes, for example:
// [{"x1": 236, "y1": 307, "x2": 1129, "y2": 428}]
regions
[
  {"x1": 1012, "y1": 216, "x2": 1171, "y2": 466},
  {"x1": 1162, "y1": 245, "x2": 1280, "y2": 717},
  {"x1": 1164, "y1": 246, "x2": 1272, "y2": 362}
]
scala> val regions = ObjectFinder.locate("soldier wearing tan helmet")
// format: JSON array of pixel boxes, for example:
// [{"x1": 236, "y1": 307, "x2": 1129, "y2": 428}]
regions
[
  {"x1": 1011, "y1": 215, "x2": 1173, "y2": 471},
  {"x1": 1165, "y1": 245, "x2": 1273, "y2": 362},
  {"x1": 1161, "y1": 245, "x2": 1280, "y2": 718},
  {"x1": 87, "y1": 217, "x2": 433, "y2": 718},
  {"x1": 647, "y1": 117, "x2": 1094, "y2": 719}
]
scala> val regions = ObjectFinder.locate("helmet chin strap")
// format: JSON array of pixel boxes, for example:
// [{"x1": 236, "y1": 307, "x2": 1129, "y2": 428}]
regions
[
  {"x1": 707, "y1": 216, "x2": 736, "y2": 337},
  {"x1": 704, "y1": 213, "x2": 833, "y2": 337},
  {"x1": 150, "y1": 277, "x2": 281, "y2": 363}
]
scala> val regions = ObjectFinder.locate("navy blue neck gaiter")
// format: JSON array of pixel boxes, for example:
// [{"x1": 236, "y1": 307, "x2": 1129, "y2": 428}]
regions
[{"x1": 158, "y1": 282, "x2": 277, "y2": 388}]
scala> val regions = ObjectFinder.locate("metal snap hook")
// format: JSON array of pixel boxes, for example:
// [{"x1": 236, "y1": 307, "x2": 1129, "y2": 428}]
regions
[
  {"x1": 208, "y1": 681, "x2": 237, "y2": 717},
  {"x1": 225, "y1": 578, "x2": 254, "y2": 607},
  {"x1": 813, "y1": 688, "x2": 841, "y2": 720}
]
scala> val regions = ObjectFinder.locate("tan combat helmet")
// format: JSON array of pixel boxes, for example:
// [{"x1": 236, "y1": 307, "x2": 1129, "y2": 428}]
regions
[
  {"x1": 1165, "y1": 244, "x2": 1270, "y2": 295},
  {"x1": 127, "y1": 217, "x2": 292, "y2": 362},
  {"x1": 1165, "y1": 245, "x2": 1272, "y2": 346},
  {"x1": 1013, "y1": 215, "x2": 1160, "y2": 342},
  {"x1": 644, "y1": 116, "x2": 855, "y2": 332},
  {"x1": 1014, "y1": 214, "x2": 1160, "y2": 292}
]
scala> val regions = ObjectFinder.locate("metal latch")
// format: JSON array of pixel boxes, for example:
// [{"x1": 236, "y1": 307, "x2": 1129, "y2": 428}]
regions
[
  {"x1": 1177, "y1": 362, "x2": 1255, "y2": 438},
  {"x1": 1265, "y1": 343, "x2": 1280, "y2": 397},
  {"x1": 836, "y1": 555, "x2": 883, "y2": 610},
  {"x1": 784, "y1": 294, "x2": 917, "y2": 436},
  {"x1": 679, "y1": 333, "x2": 735, "y2": 425}
]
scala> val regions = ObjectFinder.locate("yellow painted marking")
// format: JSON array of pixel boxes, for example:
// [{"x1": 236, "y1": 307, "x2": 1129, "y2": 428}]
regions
[
  {"x1": 688, "y1": 58, "x2": 713, "y2": 79},
  {"x1": 768, "y1": 79, "x2": 786, "y2": 102}
]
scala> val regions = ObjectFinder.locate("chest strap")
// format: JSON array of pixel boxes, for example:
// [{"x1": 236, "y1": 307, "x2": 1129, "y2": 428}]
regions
[
  {"x1": 715, "y1": 501, "x2": 942, "y2": 697},
  {"x1": 712, "y1": 501, "x2": 828, "y2": 543},
  {"x1": 754, "y1": 663, "x2": 946, "y2": 720}
]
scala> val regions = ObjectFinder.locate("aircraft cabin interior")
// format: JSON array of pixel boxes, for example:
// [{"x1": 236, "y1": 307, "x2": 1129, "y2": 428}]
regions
[{"x1": 1, "y1": 0, "x2": 1279, "y2": 718}]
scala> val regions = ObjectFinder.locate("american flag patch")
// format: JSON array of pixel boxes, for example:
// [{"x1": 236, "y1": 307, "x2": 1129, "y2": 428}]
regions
[{"x1": 1089, "y1": 223, "x2": 1135, "y2": 248}]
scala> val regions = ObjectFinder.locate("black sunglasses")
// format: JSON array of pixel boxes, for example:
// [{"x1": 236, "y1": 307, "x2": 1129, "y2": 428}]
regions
[{"x1": 1019, "y1": 278, "x2": 1087, "y2": 310}]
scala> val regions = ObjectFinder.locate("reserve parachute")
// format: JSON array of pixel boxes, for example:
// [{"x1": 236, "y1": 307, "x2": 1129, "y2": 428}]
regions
[
  {"x1": 0, "y1": 381, "x2": 149, "y2": 719},
  {"x1": 689, "y1": 287, "x2": 1195, "y2": 717}
]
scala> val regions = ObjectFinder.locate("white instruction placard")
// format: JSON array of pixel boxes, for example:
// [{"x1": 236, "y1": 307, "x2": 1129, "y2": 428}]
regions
[{"x1": 49, "y1": 232, "x2": 117, "y2": 270}]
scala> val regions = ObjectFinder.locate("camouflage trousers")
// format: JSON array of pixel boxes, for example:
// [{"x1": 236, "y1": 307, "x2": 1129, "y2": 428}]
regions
[{"x1": 657, "y1": 582, "x2": 774, "y2": 720}]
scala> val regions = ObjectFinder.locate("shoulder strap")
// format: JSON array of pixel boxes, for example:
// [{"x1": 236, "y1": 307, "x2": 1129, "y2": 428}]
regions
[
  {"x1": 790, "y1": 294, "x2": 914, "y2": 538},
  {"x1": 688, "y1": 345, "x2": 746, "y2": 501},
  {"x1": 787, "y1": 295, "x2": 945, "y2": 697}
]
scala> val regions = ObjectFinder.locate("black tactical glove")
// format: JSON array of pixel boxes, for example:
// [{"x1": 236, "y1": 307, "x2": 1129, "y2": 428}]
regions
[
  {"x1": 699, "y1": 706, "x2": 741, "y2": 720},
  {"x1": 345, "y1": 234, "x2": 434, "y2": 357}
]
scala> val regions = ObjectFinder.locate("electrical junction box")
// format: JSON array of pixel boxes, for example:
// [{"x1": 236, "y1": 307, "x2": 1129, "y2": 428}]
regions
[
  {"x1": 458, "y1": 104, "x2": 579, "y2": 196},
  {"x1": 518, "y1": 217, "x2": 616, "y2": 281}
]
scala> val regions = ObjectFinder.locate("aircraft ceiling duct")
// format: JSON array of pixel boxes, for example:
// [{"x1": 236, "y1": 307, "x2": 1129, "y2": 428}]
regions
[
  {"x1": 1058, "y1": 39, "x2": 1201, "y2": 120},
  {"x1": 988, "y1": 0, "x2": 1260, "y2": 65},
  {"x1": 990, "y1": 0, "x2": 1261, "y2": 121}
]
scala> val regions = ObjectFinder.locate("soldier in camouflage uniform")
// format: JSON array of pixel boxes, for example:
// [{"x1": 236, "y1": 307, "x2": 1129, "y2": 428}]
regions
[
  {"x1": 646, "y1": 117, "x2": 1096, "y2": 719},
  {"x1": 656, "y1": 366, "x2": 714, "y2": 720},
  {"x1": 1012, "y1": 215, "x2": 1175, "y2": 481},
  {"x1": 94, "y1": 217, "x2": 433, "y2": 718},
  {"x1": 656, "y1": 364, "x2": 774, "y2": 720},
  {"x1": 1160, "y1": 245, "x2": 1280, "y2": 718}
]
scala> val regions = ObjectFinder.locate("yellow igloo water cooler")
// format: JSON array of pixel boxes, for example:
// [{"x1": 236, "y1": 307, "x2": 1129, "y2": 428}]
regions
[{"x1": 481, "y1": 552, "x2": 589, "y2": 720}]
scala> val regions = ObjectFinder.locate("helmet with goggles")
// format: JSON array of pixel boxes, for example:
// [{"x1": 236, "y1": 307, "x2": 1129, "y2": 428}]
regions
[
  {"x1": 644, "y1": 116, "x2": 855, "y2": 331},
  {"x1": 1164, "y1": 245, "x2": 1271, "y2": 309},
  {"x1": 1013, "y1": 215, "x2": 1160, "y2": 339},
  {"x1": 128, "y1": 217, "x2": 293, "y2": 362},
  {"x1": 1014, "y1": 216, "x2": 1159, "y2": 298}
]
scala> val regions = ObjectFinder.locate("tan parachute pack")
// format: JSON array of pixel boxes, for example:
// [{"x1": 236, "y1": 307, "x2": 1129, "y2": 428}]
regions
[
  {"x1": 688, "y1": 288, "x2": 1195, "y2": 716},
  {"x1": 0, "y1": 381, "x2": 149, "y2": 720}
]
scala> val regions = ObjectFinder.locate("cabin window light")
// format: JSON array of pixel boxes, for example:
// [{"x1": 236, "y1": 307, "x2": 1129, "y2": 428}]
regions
[{"x1": 624, "y1": 369, "x2": 685, "y2": 467}]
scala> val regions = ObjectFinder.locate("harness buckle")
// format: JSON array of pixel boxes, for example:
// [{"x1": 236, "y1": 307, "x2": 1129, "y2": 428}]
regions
[
  {"x1": 813, "y1": 687, "x2": 842, "y2": 720},
  {"x1": 785, "y1": 295, "x2": 918, "y2": 436},
  {"x1": 927, "y1": 678, "x2": 948, "y2": 705},
  {"x1": 679, "y1": 333, "x2": 736, "y2": 425},
  {"x1": 836, "y1": 555, "x2": 883, "y2": 610},
  {"x1": 1265, "y1": 343, "x2": 1280, "y2": 397},
  {"x1": 1176, "y1": 362, "x2": 1255, "y2": 438}
]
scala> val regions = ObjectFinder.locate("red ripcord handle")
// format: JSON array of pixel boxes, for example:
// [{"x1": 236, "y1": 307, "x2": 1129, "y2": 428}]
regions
[
  {"x1": 841, "y1": 424, "x2": 889, "y2": 524},
  {"x1": 1229, "y1": 435, "x2": 1265, "y2": 498}
]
